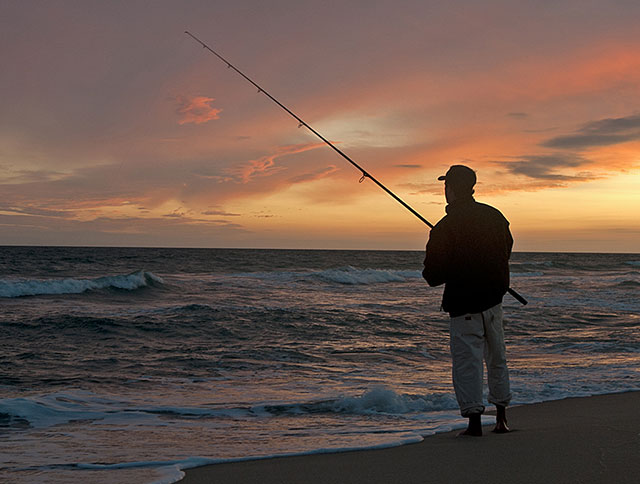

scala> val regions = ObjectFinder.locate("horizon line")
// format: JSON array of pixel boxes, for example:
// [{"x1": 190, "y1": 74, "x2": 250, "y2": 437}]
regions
[{"x1": 0, "y1": 244, "x2": 638, "y2": 255}]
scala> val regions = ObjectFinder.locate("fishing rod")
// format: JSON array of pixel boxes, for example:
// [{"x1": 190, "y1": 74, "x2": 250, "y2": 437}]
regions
[
  {"x1": 185, "y1": 31, "x2": 431, "y2": 227},
  {"x1": 184, "y1": 31, "x2": 528, "y2": 306}
]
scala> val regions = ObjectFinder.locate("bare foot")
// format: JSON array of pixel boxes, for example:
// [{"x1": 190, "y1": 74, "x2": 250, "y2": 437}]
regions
[
  {"x1": 492, "y1": 405, "x2": 510, "y2": 433},
  {"x1": 458, "y1": 414, "x2": 482, "y2": 436},
  {"x1": 492, "y1": 420, "x2": 510, "y2": 433}
]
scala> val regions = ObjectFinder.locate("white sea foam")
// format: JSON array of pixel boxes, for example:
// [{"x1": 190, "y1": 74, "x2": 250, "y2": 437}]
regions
[
  {"x1": 0, "y1": 270, "x2": 163, "y2": 297},
  {"x1": 0, "y1": 387, "x2": 456, "y2": 433},
  {"x1": 231, "y1": 267, "x2": 422, "y2": 285},
  {"x1": 330, "y1": 386, "x2": 457, "y2": 414},
  {"x1": 0, "y1": 393, "x2": 111, "y2": 428},
  {"x1": 0, "y1": 392, "x2": 241, "y2": 430},
  {"x1": 74, "y1": 437, "x2": 437, "y2": 484},
  {"x1": 313, "y1": 267, "x2": 421, "y2": 285},
  {"x1": 246, "y1": 387, "x2": 458, "y2": 418},
  {"x1": 146, "y1": 415, "x2": 507, "y2": 484},
  {"x1": 147, "y1": 434, "x2": 437, "y2": 484},
  {"x1": 74, "y1": 456, "x2": 219, "y2": 484}
]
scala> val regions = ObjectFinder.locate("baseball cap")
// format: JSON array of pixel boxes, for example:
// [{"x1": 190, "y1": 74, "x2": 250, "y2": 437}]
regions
[{"x1": 437, "y1": 165, "x2": 476, "y2": 190}]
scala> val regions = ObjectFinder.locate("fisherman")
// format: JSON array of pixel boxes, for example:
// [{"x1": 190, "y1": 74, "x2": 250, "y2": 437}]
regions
[
  {"x1": 422, "y1": 165, "x2": 512, "y2": 436},
  {"x1": 183, "y1": 39, "x2": 524, "y2": 430}
]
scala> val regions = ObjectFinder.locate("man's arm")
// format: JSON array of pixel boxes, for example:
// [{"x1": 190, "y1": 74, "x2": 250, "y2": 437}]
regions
[
  {"x1": 422, "y1": 225, "x2": 451, "y2": 287},
  {"x1": 505, "y1": 221, "x2": 514, "y2": 259}
]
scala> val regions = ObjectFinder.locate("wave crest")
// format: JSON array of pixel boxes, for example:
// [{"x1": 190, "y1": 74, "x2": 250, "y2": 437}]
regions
[
  {"x1": 0, "y1": 387, "x2": 456, "y2": 432},
  {"x1": 312, "y1": 267, "x2": 421, "y2": 285},
  {"x1": 258, "y1": 386, "x2": 457, "y2": 416},
  {"x1": 233, "y1": 267, "x2": 422, "y2": 285},
  {"x1": 0, "y1": 270, "x2": 164, "y2": 298},
  {"x1": 329, "y1": 386, "x2": 457, "y2": 414}
]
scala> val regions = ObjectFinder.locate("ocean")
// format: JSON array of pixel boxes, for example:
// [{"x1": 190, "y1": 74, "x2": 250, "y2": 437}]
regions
[{"x1": 1, "y1": 247, "x2": 639, "y2": 483}]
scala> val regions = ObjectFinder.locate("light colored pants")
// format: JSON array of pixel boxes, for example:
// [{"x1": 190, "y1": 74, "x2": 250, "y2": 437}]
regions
[{"x1": 449, "y1": 303, "x2": 512, "y2": 417}]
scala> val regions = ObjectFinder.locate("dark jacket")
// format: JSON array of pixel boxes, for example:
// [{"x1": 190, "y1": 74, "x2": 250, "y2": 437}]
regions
[{"x1": 422, "y1": 196, "x2": 513, "y2": 317}]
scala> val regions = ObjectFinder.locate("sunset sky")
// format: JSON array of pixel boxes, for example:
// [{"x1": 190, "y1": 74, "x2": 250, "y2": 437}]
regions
[{"x1": 1, "y1": 1, "x2": 639, "y2": 252}]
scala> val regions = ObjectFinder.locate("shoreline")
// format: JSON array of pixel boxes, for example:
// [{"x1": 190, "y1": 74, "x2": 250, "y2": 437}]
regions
[{"x1": 178, "y1": 391, "x2": 639, "y2": 484}]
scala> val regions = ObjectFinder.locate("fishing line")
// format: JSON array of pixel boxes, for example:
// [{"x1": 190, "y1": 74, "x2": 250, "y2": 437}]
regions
[{"x1": 184, "y1": 31, "x2": 527, "y2": 305}]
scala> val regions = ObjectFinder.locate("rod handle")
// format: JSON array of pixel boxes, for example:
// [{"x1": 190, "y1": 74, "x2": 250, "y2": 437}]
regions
[{"x1": 507, "y1": 287, "x2": 528, "y2": 305}]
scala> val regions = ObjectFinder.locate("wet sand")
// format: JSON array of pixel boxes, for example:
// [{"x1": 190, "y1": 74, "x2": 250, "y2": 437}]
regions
[{"x1": 179, "y1": 391, "x2": 639, "y2": 484}]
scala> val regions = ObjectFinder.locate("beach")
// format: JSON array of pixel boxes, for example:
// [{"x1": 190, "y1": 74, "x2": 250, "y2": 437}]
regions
[{"x1": 180, "y1": 391, "x2": 640, "y2": 484}]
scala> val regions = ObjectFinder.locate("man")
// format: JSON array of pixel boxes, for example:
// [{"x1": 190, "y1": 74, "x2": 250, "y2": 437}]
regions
[{"x1": 422, "y1": 165, "x2": 512, "y2": 436}]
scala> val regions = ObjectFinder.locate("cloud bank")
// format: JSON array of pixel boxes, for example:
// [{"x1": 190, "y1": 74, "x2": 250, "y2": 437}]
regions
[
  {"x1": 542, "y1": 113, "x2": 640, "y2": 150},
  {"x1": 499, "y1": 154, "x2": 592, "y2": 181}
]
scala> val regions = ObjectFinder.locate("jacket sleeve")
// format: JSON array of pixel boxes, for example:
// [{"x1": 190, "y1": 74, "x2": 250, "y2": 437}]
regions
[{"x1": 422, "y1": 224, "x2": 451, "y2": 287}]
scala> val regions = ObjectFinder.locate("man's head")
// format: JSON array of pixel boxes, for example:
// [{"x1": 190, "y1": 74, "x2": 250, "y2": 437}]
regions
[{"x1": 438, "y1": 165, "x2": 476, "y2": 201}]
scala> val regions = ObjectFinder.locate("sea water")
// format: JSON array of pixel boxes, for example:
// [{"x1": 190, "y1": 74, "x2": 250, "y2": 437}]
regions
[{"x1": 1, "y1": 247, "x2": 638, "y2": 483}]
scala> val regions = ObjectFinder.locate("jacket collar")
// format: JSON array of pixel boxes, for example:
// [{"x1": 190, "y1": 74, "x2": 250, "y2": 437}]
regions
[{"x1": 445, "y1": 196, "x2": 475, "y2": 214}]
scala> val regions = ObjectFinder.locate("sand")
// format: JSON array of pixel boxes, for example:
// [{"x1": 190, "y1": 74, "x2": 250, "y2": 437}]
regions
[{"x1": 178, "y1": 391, "x2": 639, "y2": 484}]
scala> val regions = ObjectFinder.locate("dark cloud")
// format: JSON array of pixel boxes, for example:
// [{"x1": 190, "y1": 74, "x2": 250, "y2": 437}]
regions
[
  {"x1": 398, "y1": 182, "x2": 443, "y2": 196},
  {"x1": 0, "y1": 213, "x2": 248, "y2": 247},
  {"x1": 394, "y1": 164, "x2": 422, "y2": 169},
  {"x1": 499, "y1": 154, "x2": 593, "y2": 180},
  {"x1": 542, "y1": 113, "x2": 640, "y2": 149},
  {"x1": 0, "y1": 204, "x2": 71, "y2": 218},
  {"x1": 524, "y1": 127, "x2": 558, "y2": 133},
  {"x1": 0, "y1": 167, "x2": 66, "y2": 184},
  {"x1": 201, "y1": 209, "x2": 240, "y2": 216},
  {"x1": 507, "y1": 112, "x2": 528, "y2": 119},
  {"x1": 0, "y1": 141, "x2": 340, "y2": 219}
]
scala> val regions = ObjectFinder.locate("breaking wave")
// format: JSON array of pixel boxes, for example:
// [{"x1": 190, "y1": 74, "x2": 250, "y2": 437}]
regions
[
  {"x1": 234, "y1": 267, "x2": 422, "y2": 285},
  {"x1": 259, "y1": 387, "x2": 458, "y2": 416},
  {"x1": 0, "y1": 270, "x2": 164, "y2": 298},
  {"x1": 312, "y1": 267, "x2": 421, "y2": 285},
  {"x1": 0, "y1": 387, "x2": 457, "y2": 432}
]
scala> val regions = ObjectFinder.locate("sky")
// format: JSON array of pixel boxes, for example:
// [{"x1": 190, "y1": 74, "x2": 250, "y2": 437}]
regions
[{"x1": 1, "y1": 0, "x2": 639, "y2": 252}]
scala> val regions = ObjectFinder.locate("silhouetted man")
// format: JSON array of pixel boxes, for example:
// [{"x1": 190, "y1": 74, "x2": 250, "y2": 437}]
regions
[{"x1": 422, "y1": 165, "x2": 512, "y2": 436}]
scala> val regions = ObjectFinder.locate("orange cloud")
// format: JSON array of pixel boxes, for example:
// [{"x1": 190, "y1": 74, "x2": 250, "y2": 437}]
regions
[
  {"x1": 239, "y1": 142, "x2": 327, "y2": 183},
  {"x1": 287, "y1": 165, "x2": 339, "y2": 184},
  {"x1": 176, "y1": 96, "x2": 222, "y2": 125}
]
